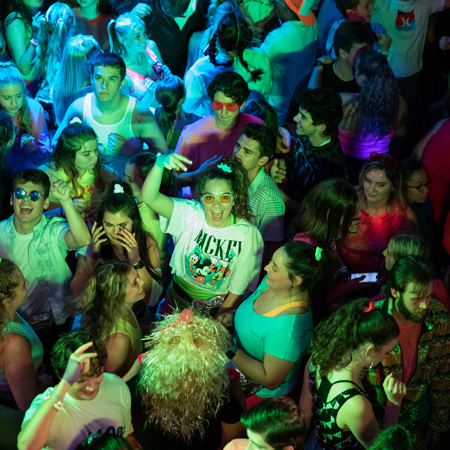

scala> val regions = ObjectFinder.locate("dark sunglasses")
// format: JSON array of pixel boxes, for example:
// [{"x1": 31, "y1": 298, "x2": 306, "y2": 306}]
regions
[{"x1": 13, "y1": 188, "x2": 42, "y2": 201}]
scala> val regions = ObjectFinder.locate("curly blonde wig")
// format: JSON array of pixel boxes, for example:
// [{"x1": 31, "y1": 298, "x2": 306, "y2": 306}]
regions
[{"x1": 138, "y1": 309, "x2": 231, "y2": 443}]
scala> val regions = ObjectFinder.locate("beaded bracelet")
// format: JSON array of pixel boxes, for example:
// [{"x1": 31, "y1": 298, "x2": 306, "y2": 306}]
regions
[{"x1": 44, "y1": 394, "x2": 63, "y2": 411}]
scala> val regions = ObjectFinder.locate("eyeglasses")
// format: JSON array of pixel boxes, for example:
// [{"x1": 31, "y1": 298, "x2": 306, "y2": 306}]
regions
[
  {"x1": 369, "y1": 152, "x2": 398, "y2": 169},
  {"x1": 13, "y1": 188, "x2": 42, "y2": 201},
  {"x1": 406, "y1": 179, "x2": 432, "y2": 192},
  {"x1": 210, "y1": 101, "x2": 240, "y2": 112},
  {"x1": 200, "y1": 194, "x2": 234, "y2": 204}
]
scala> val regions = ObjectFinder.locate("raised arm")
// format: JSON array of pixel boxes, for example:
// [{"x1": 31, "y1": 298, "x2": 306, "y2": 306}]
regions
[
  {"x1": 410, "y1": 119, "x2": 447, "y2": 161},
  {"x1": 133, "y1": 108, "x2": 168, "y2": 154},
  {"x1": 141, "y1": 153, "x2": 192, "y2": 220},
  {"x1": 308, "y1": 56, "x2": 334, "y2": 89},
  {"x1": 51, "y1": 98, "x2": 84, "y2": 150},
  {"x1": 51, "y1": 180, "x2": 91, "y2": 249}
]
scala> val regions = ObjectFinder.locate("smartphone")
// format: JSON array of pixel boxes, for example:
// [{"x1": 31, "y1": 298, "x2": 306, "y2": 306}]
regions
[
  {"x1": 152, "y1": 62, "x2": 166, "y2": 80},
  {"x1": 350, "y1": 272, "x2": 378, "y2": 283}
]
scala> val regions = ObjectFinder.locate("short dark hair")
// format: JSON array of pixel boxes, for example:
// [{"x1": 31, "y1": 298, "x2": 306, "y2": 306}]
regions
[
  {"x1": 51, "y1": 330, "x2": 108, "y2": 381},
  {"x1": 241, "y1": 123, "x2": 276, "y2": 159},
  {"x1": 334, "y1": 21, "x2": 375, "y2": 54},
  {"x1": 400, "y1": 159, "x2": 426, "y2": 184},
  {"x1": 90, "y1": 52, "x2": 126, "y2": 81},
  {"x1": 335, "y1": 0, "x2": 362, "y2": 18},
  {"x1": 382, "y1": 255, "x2": 433, "y2": 299},
  {"x1": 160, "y1": 0, "x2": 190, "y2": 17},
  {"x1": 13, "y1": 169, "x2": 51, "y2": 198},
  {"x1": 206, "y1": 72, "x2": 250, "y2": 105},
  {"x1": 298, "y1": 88, "x2": 343, "y2": 136},
  {"x1": 369, "y1": 424, "x2": 426, "y2": 450},
  {"x1": 241, "y1": 397, "x2": 306, "y2": 450}
]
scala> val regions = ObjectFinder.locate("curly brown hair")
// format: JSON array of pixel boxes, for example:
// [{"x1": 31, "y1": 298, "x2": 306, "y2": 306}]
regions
[
  {"x1": 195, "y1": 156, "x2": 253, "y2": 222},
  {"x1": 310, "y1": 298, "x2": 399, "y2": 377}
]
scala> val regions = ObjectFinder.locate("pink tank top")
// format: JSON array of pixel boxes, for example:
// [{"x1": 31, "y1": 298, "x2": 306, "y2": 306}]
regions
[{"x1": 338, "y1": 127, "x2": 395, "y2": 159}]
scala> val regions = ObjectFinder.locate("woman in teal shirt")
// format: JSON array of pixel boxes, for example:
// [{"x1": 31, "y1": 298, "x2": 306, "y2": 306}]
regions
[{"x1": 229, "y1": 240, "x2": 332, "y2": 407}]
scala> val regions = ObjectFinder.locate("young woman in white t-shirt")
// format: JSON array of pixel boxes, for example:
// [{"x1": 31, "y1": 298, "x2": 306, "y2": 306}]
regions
[{"x1": 142, "y1": 154, "x2": 264, "y2": 316}]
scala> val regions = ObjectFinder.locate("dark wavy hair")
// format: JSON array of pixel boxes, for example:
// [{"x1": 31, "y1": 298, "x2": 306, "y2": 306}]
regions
[
  {"x1": 241, "y1": 397, "x2": 306, "y2": 450},
  {"x1": 400, "y1": 159, "x2": 427, "y2": 202},
  {"x1": 290, "y1": 178, "x2": 358, "y2": 250},
  {"x1": 353, "y1": 50, "x2": 399, "y2": 138},
  {"x1": 0, "y1": 259, "x2": 20, "y2": 348},
  {"x1": 0, "y1": 111, "x2": 15, "y2": 170},
  {"x1": 298, "y1": 88, "x2": 343, "y2": 136},
  {"x1": 369, "y1": 424, "x2": 426, "y2": 450},
  {"x1": 90, "y1": 52, "x2": 126, "y2": 81},
  {"x1": 358, "y1": 157, "x2": 406, "y2": 212},
  {"x1": 97, "y1": 182, "x2": 163, "y2": 285},
  {"x1": 334, "y1": 21, "x2": 375, "y2": 54},
  {"x1": 52, "y1": 122, "x2": 107, "y2": 196},
  {"x1": 311, "y1": 298, "x2": 399, "y2": 377},
  {"x1": 155, "y1": 75, "x2": 185, "y2": 140},
  {"x1": 206, "y1": 70, "x2": 250, "y2": 105},
  {"x1": 242, "y1": 99, "x2": 287, "y2": 153},
  {"x1": 208, "y1": 10, "x2": 262, "y2": 83},
  {"x1": 283, "y1": 241, "x2": 334, "y2": 325},
  {"x1": 13, "y1": 169, "x2": 51, "y2": 198},
  {"x1": 51, "y1": 329, "x2": 108, "y2": 381},
  {"x1": 241, "y1": 123, "x2": 276, "y2": 159},
  {"x1": 195, "y1": 157, "x2": 253, "y2": 222},
  {"x1": 381, "y1": 255, "x2": 433, "y2": 299},
  {"x1": 5, "y1": 0, "x2": 33, "y2": 31},
  {"x1": 80, "y1": 260, "x2": 134, "y2": 342}
]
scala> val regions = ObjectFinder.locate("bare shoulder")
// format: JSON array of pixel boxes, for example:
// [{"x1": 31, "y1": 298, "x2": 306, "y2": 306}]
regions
[{"x1": 2, "y1": 332, "x2": 32, "y2": 357}]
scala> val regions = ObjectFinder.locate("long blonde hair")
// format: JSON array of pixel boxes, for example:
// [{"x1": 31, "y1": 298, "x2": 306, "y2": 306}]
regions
[
  {"x1": 53, "y1": 35, "x2": 101, "y2": 124},
  {"x1": 33, "y1": 2, "x2": 76, "y2": 87},
  {"x1": 108, "y1": 13, "x2": 145, "y2": 57},
  {"x1": 0, "y1": 62, "x2": 32, "y2": 135}
]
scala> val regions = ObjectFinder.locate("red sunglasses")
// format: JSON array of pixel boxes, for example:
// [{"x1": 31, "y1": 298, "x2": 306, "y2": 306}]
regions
[{"x1": 210, "y1": 101, "x2": 240, "y2": 112}]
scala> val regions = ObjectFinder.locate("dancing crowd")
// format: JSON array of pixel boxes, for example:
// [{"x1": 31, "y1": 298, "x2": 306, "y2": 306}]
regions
[{"x1": 1, "y1": 0, "x2": 450, "y2": 449}]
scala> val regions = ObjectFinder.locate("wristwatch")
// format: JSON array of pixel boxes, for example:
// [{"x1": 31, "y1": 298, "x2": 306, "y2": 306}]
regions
[
  {"x1": 313, "y1": 60, "x2": 325, "y2": 68},
  {"x1": 226, "y1": 344, "x2": 239, "y2": 360},
  {"x1": 133, "y1": 260, "x2": 145, "y2": 270}
]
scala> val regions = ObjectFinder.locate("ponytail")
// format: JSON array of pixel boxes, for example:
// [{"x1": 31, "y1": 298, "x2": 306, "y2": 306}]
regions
[
  {"x1": 108, "y1": 19, "x2": 124, "y2": 56},
  {"x1": 310, "y1": 298, "x2": 399, "y2": 376}
]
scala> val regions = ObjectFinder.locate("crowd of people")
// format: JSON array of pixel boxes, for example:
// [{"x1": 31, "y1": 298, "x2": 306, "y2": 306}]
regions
[{"x1": 1, "y1": 0, "x2": 450, "y2": 449}]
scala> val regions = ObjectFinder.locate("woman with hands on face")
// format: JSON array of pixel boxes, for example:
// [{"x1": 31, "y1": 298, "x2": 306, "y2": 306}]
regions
[
  {"x1": 38, "y1": 120, "x2": 119, "y2": 220},
  {"x1": 299, "y1": 298, "x2": 407, "y2": 450},
  {"x1": 71, "y1": 181, "x2": 162, "y2": 313}
]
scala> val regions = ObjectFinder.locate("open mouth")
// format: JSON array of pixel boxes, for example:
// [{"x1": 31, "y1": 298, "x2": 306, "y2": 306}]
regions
[
  {"x1": 211, "y1": 211, "x2": 223, "y2": 221},
  {"x1": 20, "y1": 206, "x2": 33, "y2": 215}
]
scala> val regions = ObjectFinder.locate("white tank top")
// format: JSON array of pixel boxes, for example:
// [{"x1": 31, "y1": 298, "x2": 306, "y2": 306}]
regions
[{"x1": 83, "y1": 93, "x2": 143, "y2": 176}]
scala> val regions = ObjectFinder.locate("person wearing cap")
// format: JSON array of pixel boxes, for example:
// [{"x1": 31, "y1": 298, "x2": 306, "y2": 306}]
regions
[{"x1": 260, "y1": 0, "x2": 318, "y2": 125}]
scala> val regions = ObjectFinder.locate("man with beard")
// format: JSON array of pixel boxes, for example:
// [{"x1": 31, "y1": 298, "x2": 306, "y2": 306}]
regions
[{"x1": 365, "y1": 255, "x2": 450, "y2": 450}]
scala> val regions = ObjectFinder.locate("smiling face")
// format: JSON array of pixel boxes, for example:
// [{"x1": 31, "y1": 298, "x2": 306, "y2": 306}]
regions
[
  {"x1": 363, "y1": 169, "x2": 392, "y2": 206},
  {"x1": 293, "y1": 107, "x2": 323, "y2": 138},
  {"x1": 404, "y1": 169, "x2": 429, "y2": 204},
  {"x1": 212, "y1": 91, "x2": 243, "y2": 131},
  {"x1": 0, "y1": 83, "x2": 24, "y2": 117},
  {"x1": 74, "y1": 139, "x2": 99, "y2": 173},
  {"x1": 393, "y1": 281, "x2": 433, "y2": 323},
  {"x1": 200, "y1": 179, "x2": 235, "y2": 228},
  {"x1": 68, "y1": 372, "x2": 104, "y2": 401},
  {"x1": 91, "y1": 65, "x2": 125, "y2": 103},
  {"x1": 124, "y1": 268, "x2": 146, "y2": 305},
  {"x1": 122, "y1": 22, "x2": 147, "y2": 55},
  {"x1": 264, "y1": 248, "x2": 300, "y2": 292},
  {"x1": 11, "y1": 181, "x2": 50, "y2": 228},
  {"x1": 102, "y1": 210, "x2": 133, "y2": 244}
]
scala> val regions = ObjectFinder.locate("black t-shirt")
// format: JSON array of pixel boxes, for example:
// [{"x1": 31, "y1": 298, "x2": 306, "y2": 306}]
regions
[
  {"x1": 321, "y1": 62, "x2": 360, "y2": 94},
  {"x1": 136, "y1": 393, "x2": 243, "y2": 450}
]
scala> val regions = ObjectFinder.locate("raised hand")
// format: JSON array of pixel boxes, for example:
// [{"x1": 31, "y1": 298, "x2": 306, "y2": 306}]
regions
[
  {"x1": 51, "y1": 180, "x2": 71, "y2": 203},
  {"x1": 108, "y1": 133, "x2": 126, "y2": 154},
  {"x1": 383, "y1": 373, "x2": 407, "y2": 406},
  {"x1": 131, "y1": 2, "x2": 152, "y2": 18},
  {"x1": 20, "y1": 134, "x2": 36, "y2": 153},
  {"x1": 32, "y1": 12, "x2": 45, "y2": 38},
  {"x1": 62, "y1": 342, "x2": 98, "y2": 386},
  {"x1": 270, "y1": 159, "x2": 287, "y2": 184},
  {"x1": 376, "y1": 33, "x2": 393, "y2": 53},
  {"x1": 156, "y1": 152, "x2": 192, "y2": 171},
  {"x1": 89, "y1": 221, "x2": 107, "y2": 253},
  {"x1": 72, "y1": 198, "x2": 88, "y2": 214},
  {"x1": 197, "y1": 155, "x2": 222, "y2": 174},
  {"x1": 116, "y1": 227, "x2": 140, "y2": 265}
]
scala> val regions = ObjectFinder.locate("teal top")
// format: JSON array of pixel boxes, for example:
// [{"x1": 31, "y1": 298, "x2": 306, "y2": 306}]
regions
[{"x1": 233, "y1": 276, "x2": 313, "y2": 397}]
